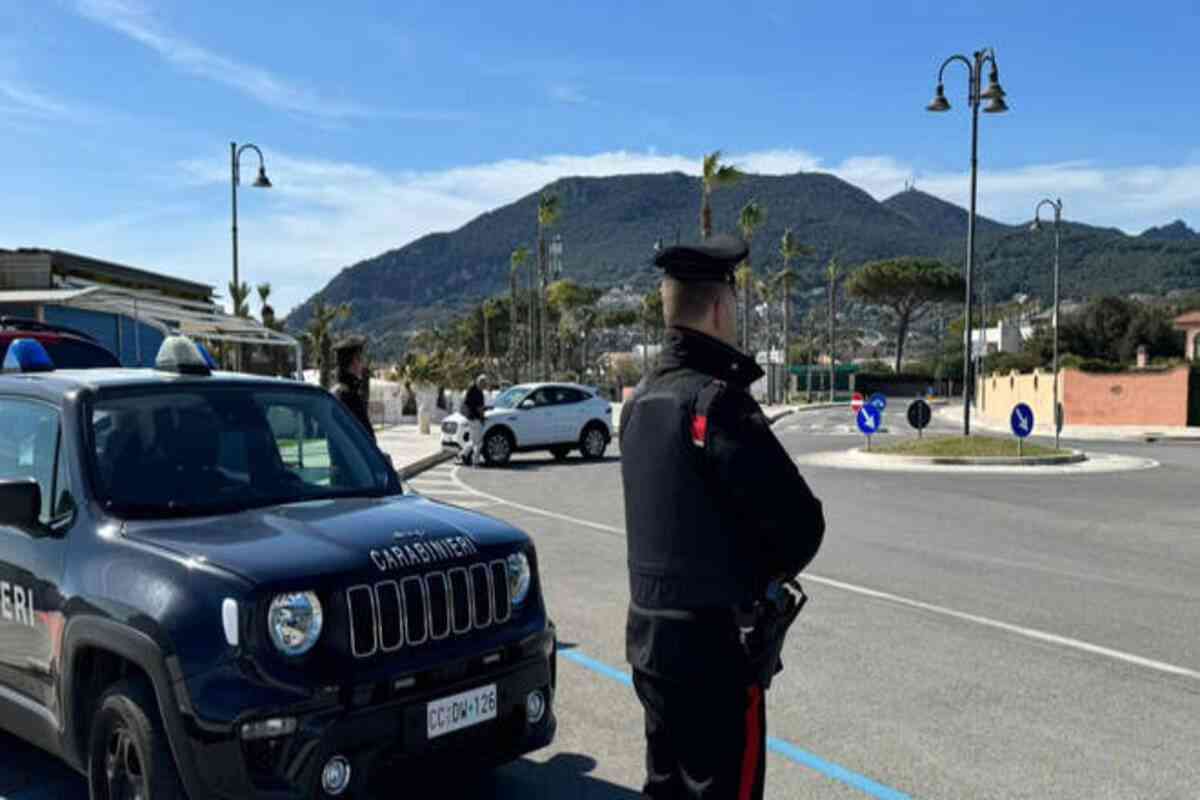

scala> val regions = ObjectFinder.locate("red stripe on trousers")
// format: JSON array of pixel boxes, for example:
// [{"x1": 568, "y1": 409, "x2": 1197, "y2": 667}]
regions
[
  {"x1": 691, "y1": 414, "x2": 708, "y2": 446},
  {"x1": 738, "y1": 686, "x2": 763, "y2": 800}
]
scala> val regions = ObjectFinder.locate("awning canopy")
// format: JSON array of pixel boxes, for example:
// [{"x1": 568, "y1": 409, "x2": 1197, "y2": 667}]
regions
[{"x1": 0, "y1": 279, "x2": 302, "y2": 375}]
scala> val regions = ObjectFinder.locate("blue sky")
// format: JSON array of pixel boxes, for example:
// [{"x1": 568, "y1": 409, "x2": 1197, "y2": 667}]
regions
[{"x1": 2, "y1": 0, "x2": 1198, "y2": 314}]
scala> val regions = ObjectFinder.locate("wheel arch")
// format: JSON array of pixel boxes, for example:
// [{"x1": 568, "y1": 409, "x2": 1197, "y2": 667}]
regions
[{"x1": 60, "y1": 616, "x2": 206, "y2": 797}]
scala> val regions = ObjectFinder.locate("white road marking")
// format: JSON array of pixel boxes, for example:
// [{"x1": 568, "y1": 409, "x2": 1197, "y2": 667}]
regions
[{"x1": 449, "y1": 467, "x2": 1200, "y2": 683}]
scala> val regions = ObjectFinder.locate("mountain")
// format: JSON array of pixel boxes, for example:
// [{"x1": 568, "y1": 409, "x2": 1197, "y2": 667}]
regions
[
  {"x1": 286, "y1": 174, "x2": 1200, "y2": 355},
  {"x1": 1140, "y1": 220, "x2": 1199, "y2": 241}
]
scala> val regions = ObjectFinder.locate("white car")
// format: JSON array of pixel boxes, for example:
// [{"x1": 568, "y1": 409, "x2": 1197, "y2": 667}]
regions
[{"x1": 441, "y1": 382, "x2": 613, "y2": 466}]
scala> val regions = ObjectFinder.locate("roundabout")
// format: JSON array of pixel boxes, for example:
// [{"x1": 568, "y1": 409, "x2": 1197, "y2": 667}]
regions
[{"x1": 794, "y1": 446, "x2": 1158, "y2": 475}]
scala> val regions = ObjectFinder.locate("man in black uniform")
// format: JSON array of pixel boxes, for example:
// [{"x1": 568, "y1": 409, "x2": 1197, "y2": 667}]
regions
[
  {"x1": 620, "y1": 234, "x2": 825, "y2": 800},
  {"x1": 331, "y1": 335, "x2": 375, "y2": 441}
]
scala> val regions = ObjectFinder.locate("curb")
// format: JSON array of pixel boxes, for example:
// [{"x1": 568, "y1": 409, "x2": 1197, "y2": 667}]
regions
[
  {"x1": 397, "y1": 448, "x2": 457, "y2": 481},
  {"x1": 852, "y1": 447, "x2": 1087, "y2": 467}
]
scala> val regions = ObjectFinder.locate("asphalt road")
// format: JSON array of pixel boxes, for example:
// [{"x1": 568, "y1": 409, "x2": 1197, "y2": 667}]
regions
[{"x1": 4, "y1": 405, "x2": 1199, "y2": 798}]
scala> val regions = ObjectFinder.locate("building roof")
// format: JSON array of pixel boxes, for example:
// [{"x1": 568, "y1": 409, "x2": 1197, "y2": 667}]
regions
[
  {"x1": 1, "y1": 248, "x2": 213, "y2": 300},
  {"x1": 1173, "y1": 310, "x2": 1200, "y2": 326}
]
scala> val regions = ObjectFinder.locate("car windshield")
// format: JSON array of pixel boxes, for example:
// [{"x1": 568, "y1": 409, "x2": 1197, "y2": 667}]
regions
[
  {"x1": 492, "y1": 387, "x2": 530, "y2": 409},
  {"x1": 89, "y1": 383, "x2": 400, "y2": 518}
]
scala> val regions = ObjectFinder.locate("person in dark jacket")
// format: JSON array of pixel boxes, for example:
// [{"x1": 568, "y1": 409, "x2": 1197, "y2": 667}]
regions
[
  {"x1": 620, "y1": 234, "x2": 825, "y2": 800},
  {"x1": 331, "y1": 336, "x2": 375, "y2": 441},
  {"x1": 459, "y1": 373, "x2": 488, "y2": 466}
]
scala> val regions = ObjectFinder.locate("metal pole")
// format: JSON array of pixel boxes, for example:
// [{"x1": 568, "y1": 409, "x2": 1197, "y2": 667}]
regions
[
  {"x1": 961, "y1": 55, "x2": 981, "y2": 437},
  {"x1": 1053, "y1": 200, "x2": 1062, "y2": 451},
  {"x1": 230, "y1": 141, "x2": 239, "y2": 309}
]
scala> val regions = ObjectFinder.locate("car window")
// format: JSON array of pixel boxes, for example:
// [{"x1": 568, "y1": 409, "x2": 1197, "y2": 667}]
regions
[
  {"x1": 525, "y1": 389, "x2": 554, "y2": 408},
  {"x1": 51, "y1": 434, "x2": 75, "y2": 522},
  {"x1": 493, "y1": 387, "x2": 529, "y2": 409},
  {"x1": 0, "y1": 398, "x2": 60, "y2": 524},
  {"x1": 89, "y1": 385, "x2": 398, "y2": 518},
  {"x1": 560, "y1": 388, "x2": 588, "y2": 404}
]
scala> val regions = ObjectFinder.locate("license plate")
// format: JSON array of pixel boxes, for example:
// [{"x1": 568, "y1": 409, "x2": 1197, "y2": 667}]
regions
[{"x1": 426, "y1": 684, "x2": 497, "y2": 740}]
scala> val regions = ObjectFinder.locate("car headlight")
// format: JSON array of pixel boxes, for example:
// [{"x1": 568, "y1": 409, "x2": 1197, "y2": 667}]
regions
[
  {"x1": 268, "y1": 592, "x2": 323, "y2": 656},
  {"x1": 506, "y1": 553, "x2": 532, "y2": 608}
]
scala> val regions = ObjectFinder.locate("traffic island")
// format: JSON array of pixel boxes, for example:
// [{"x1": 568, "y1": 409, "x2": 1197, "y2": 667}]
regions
[
  {"x1": 794, "y1": 435, "x2": 1159, "y2": 475},
  {"x1": 868, "y1": 434, "x2": 1084, "y2": 465}
]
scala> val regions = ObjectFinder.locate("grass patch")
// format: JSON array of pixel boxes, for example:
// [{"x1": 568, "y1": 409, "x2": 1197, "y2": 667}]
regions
[{"x1": 873, "y1": 435, "x2": 1061, "y2": 458}]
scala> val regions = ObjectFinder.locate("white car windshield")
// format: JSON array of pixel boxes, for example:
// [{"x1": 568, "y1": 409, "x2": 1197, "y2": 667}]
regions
[{"x1": 492, "y1": 387, "x2": 530, "y2": 409}]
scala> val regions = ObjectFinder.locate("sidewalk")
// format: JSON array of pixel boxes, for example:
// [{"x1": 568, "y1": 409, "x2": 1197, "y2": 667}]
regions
[
  {"x1": 375, "y1": 424, "x2": 450, "y2": 475},
  {"x1": 937, "y1": 405, "x2": 1200, "y2": 442}
]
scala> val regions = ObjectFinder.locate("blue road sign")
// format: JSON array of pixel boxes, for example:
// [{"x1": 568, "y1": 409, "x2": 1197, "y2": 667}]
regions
[
  {"x1": 869, "y1": 392, "x2": 888, "y2": 411},
  {"x1": 1010, "y1": 403, "x2": 1035, "y2": 438},
  {"x1": 857, "y1": 404, "x2": 882, "y2": 436}
]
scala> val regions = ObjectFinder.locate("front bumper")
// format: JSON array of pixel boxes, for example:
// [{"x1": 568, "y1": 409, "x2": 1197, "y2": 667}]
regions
[{"x1": 176, "y1": 634, "x2": 556, "y2": 799}]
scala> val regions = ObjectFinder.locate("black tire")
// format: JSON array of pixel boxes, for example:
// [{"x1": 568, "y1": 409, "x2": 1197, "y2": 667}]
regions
[
  {"x1": 88, "y1": 678, "x2": 186, "y2": 800},
  {"x1": 550, "y1": 446, "x2": 572, "y2": 461},
  {"x1": 580, "y1": 424, "x2": 608, "y2": 460},
  {"x1": 483, "y1": 429, "x2": 514, "y2": 466}
]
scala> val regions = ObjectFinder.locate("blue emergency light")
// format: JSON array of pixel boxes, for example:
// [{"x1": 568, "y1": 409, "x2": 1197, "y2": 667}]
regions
[
  {"x1": 194, "y1": 343, "x2": 218, "y2": 370},
  {"x1": 2, "y1": 339, "x2": 55, "y2": 373}
]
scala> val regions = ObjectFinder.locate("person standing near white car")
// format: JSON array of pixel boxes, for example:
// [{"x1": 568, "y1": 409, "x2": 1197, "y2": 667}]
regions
[{"x1": 459, "y1": 373, "x2": 488, "y2": 466}]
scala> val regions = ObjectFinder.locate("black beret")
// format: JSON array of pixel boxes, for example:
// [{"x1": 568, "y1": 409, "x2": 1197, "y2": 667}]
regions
[{"x1": 653, "y1": 234, "x2": 747, "y2": 283}]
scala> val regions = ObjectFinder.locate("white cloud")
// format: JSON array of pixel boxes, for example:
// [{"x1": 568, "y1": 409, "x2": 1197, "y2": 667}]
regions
[
  {"x1": 0, "y1": 78, "x2": 71, "y2": 118},
  {"x1": 22, "y1": 147, "x2": 1200, "y2": 318},
  {"x1": 74, "y1": 0, "x2": 463, "y2": 121}
]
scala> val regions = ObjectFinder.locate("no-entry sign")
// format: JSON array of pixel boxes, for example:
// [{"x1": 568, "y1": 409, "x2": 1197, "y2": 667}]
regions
[{"x1": 851, "y1": 392, "x2": 864, "y2": 412}]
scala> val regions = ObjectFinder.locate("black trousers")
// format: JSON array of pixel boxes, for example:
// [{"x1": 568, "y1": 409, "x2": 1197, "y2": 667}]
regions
[{"x1": 632, "y1": 669, "x2": 766, "y2": 800}]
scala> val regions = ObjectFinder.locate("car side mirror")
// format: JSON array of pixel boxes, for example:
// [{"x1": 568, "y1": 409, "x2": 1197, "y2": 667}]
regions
[{"x1": 0, "y1": 480, "x2": 44, "y2": 534}]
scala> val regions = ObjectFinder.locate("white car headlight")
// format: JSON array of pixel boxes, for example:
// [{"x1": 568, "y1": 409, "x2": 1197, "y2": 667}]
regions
[
  {"x1": 506, "y1": 553, "x2": 532, "y2": 608},
  {"x1": 268, "y1": 592, "x2": 323, "y2": 656}
]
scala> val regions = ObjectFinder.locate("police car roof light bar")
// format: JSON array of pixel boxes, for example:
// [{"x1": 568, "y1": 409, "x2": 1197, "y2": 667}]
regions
[
  {"x1": 155, "y1": 336, "x2": 213, "y2": 376},
  {"x1": 2, "y1": 338, "x2": 56, "y2": 374}
]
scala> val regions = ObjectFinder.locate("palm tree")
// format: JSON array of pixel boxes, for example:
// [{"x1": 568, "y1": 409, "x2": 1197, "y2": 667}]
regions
[
  {"x1": 536, "y1": 192, "x2": 561, "y2": 381},
  {"x1": 481, "y1": 298, "x2": 501, "y2": 362},
  {"x1": 509, "y1": 246, "x2": 529, "y2": 382},
  {"x1": 737, "y1": 200, "x2": 767, "y2": 351},
  {"x1": 700, "y1": 151, "x2": 743, "y2": 240},
  {"x1": 776, "y1": 228, "x2": 813, "y2": 401},
  {"x1": 305, "y1": 300, "x2": 352, "y2": 389}
]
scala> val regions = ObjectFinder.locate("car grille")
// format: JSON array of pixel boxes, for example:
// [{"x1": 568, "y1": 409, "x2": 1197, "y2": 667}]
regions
[
  {"x1": 441, "y1": 421, "x2": 458, "y2": 434},
  {"x1": 346, "y1": 561, "x2": 512, "y2": 658}
]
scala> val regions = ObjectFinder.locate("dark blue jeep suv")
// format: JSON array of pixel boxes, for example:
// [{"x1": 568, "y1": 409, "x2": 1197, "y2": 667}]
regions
[{"x1": 0, "y1": 337, "x2": 557, "y2": 799}]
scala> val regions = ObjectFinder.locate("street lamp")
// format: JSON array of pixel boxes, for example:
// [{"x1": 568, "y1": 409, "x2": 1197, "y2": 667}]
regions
[
  {"x1": 1032, "y1": 197, "x2": 1064, "y2": 450},
  {"x1": 927, "y1": 48, "x2": 1009, "y2": 436},
  {"x1": 550, "y1": 234, "x2": 564, "y2": 279},
  {"x1": 230, "y1": 141, "x2": 271, "y2": 315}
]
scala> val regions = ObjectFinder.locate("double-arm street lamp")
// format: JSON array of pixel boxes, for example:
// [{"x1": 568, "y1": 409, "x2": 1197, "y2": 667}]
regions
[
  {"x1": 1032, "y1": 198, "x2": 1064, "y2": 450},
  {"x1": 927, "y1": 48, "x2": 1009, "y2": 436},
  {"x1": 230, "y1": 141, "x2": 272, "y2": 313}
]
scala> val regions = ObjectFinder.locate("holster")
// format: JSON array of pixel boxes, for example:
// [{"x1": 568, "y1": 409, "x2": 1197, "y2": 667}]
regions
[{"x1": 739, "y1": 579, "x2": 808, "y2": 690}]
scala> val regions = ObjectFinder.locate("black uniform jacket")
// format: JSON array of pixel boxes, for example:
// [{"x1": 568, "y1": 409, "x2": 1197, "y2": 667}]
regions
[
  {"x1": 332, "y1": 371, "x2": 375, "y2": 441},
  {"x1": 620, "y1": 326, "x2": 824, "y2": 679},
  {"x1": 462, "y1": 385, "x2": 486, "y2": 421}
]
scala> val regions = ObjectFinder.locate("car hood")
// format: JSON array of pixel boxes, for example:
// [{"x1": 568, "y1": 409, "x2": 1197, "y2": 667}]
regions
[
  {"x1": 445, "y1": 409, "x2": 519, "y2": 424},
  {"x1": 121, "y1": 495, "x2": 528, "y2": 586}
]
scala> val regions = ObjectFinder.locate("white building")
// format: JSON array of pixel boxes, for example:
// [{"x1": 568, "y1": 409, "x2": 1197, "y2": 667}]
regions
[{"x1": 970, "y1": 319, "x2": 1034, "y2": 357}]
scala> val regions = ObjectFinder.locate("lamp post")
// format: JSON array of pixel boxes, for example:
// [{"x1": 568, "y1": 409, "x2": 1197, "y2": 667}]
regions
[
  {"x1": 550, "y1": 234, "x2": 564, "y2": 279},
  {"x1": 1032, "y1": 198, "x2": 1064, "y2": 450},
  {"x1": 927, "y1": 48, "x2": 1009, "y2": 436},
  {"x1": 230, "y1": 141, "x2": 272, "y2": 312}
]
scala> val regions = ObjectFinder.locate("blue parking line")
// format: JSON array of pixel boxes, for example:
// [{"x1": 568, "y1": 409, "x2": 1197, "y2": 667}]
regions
[{"x1": 561, "y1": 649, "x2": 913, "y2": 800}]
